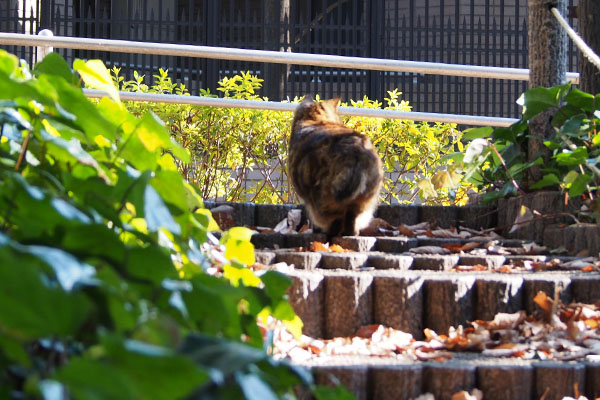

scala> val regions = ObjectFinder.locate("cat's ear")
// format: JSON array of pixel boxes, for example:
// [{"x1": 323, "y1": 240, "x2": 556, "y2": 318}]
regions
[
  {"x1": 300, "y1": 95, "x2": 314, "y2": 105},
  {"x1": 327, "y1": 97, "x2": 341, "y2": 109}
]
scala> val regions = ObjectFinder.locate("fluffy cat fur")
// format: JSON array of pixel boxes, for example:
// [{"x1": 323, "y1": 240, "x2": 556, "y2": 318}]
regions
[{"x1": 288, "y1": 96, "x2": 383, "y2": 237}]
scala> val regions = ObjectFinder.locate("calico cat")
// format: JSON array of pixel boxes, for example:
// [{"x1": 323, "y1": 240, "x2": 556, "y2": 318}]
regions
[{"x1": 288, "y1": 96, "x2": 383, "y2": 237}]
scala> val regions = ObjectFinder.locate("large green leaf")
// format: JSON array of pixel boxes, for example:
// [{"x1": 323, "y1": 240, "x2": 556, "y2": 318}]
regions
[
  {"x1": 34, "y1": 52, "x2": 76, "y2": 84},
  {"x1": 183, "y1": 276, "x2": 242, "y2": 337},
  {"x1": 61, "y1": 224, "x2": 126, "y2": 264},
  {"x1": 105, "y1": 338, "x2": 208, "y2": 399},
  {"x1": 568, "y1": 172, "x2": 593, "y2": 197},
  {"x1": 126, "y1": 246, "x2": 177, "y2": 284},
  {"x1": 120, "y1": 112, "x2": 190, "y2": 169},
  {"x1": 0, "y1": 241, "x2": 90, "y2": 339},
  {"x1": 0, "y1": 70, "x2": 55, "y2": 106},
  {"x1": 181, "y1": 334, "x2": 268, "y2": 378},
  {"x1": 51, "y1": 76, "x2": 118, "y2": 142},
  {"x1": 564, "y1": 88, "x2": 595, "y2": 113},
  {"x1": 236, "y1": 372, "x2": 279, "y2": 400},
  {"x1": 260, "y1": 271, "x2": 292, "y2": 302},
  {"x1": 58, "y1": 339, "x2": 207, "y2": 400},
  {"x1": 38, "y1": 129, "x2": 109, "y2": 182},
  {"x1": 462, "y1": 126, "x2": 493, "y2": 140},
  {"x1": 517, "y1": 83, "x2": 571, "y2": 120},
  {"x1": 560, "y1": 114, "x2": 590, "y2": 137},
  {"x1": 556, "y1": 146, "x2": 588, "y2": 166},
  {"x1": 0, "y1": 49, "x2": 18, "y2": 75},
  {"x1": 143, "y1": 184, "x2": 181, "y2": 235},
  {"x1": 151, "y1": 170, "x2": 190, "y2": 212},
  {"x1": 25, "y1": 245, "x2": 96, "y2": 291},
  {"x1": 530, "y1": 173, "x2": 560, "y2": 190},
  {"x1": 312, "y1": 384, "x2": 356, "y2": 400},
  {"x1": 56, "y1": 359, "x2": 138, "y2": 400},
  {"x1": 221, "y1": 227, "x2": 256, "y2": 266}
]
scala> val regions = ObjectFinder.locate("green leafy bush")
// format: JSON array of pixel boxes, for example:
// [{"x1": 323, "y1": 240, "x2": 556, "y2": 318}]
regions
[
  {"x1": 0, "y1": 51, "x2": 350, "y2": 399},
  {"x1": 112, "y1": 69, "x2": 469, "y2": 205},
  {"x1": 458, "y1": 83, "x2": 600, "y2": 217}
]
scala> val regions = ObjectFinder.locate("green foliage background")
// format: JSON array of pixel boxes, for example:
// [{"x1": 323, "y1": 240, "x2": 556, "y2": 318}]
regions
[
  {"x1": 112, "y1": 69, "x2": 469, "y2": 205},
  {"x1": 458, "y1": 82, "x2": 600, "y2": 218},
  {"x1": 0, "y1": 51, "x2": 352, "y2": 399}
]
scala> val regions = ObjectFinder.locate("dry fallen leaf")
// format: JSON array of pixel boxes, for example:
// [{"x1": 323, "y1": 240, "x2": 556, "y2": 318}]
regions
[
  {"x1": 534, "y1": 291, "x2": 554, "y2": 315},
  {"x1": 443, "y1": 242, "x2": 481, "y2": 253},
  {"x1": 359, "y1": 218, "x2": 398, "y2": 236},
  {"x1": 431, "y1": 228, "x2": 463, "y2": 238},
  {"x1": 309, "y1": 241, "x2": 352, "y2": 253},
  {"x1": 298, "y1": 223, "x2": 312, "y2": 233},
  {"x1": 473, "y1": 311, "x2": 526, "y2": 331},
  {"x1": 451, "y1": 389, "x2": 483, "y2": 400}
]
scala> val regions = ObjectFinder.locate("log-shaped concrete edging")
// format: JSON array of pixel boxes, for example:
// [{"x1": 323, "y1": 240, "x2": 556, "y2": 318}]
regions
[{"x1": 302, "y1": 357, "x2": 600, "y2": 400}]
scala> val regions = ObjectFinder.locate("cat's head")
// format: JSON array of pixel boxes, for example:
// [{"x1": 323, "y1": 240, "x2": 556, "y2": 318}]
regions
[{"x1": 293, "y1": 95, "x2": 342, "y2": 125}]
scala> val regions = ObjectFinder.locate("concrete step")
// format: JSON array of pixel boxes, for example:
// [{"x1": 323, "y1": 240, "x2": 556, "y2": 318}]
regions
[
  {"x1": 276, "y1": 268, "x2": 600, "y2": 340},
  {"x1": 205, "y1": 201, "x2": 600, "y2": 400},
  {"x1": 301, "y1": 356, "x2": 600, "y2": 400}
]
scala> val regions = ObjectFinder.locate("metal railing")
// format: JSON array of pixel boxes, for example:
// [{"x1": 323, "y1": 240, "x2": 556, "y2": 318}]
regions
[{"x1": 0, "y1": 31, "x2": 581, "y2": 127}]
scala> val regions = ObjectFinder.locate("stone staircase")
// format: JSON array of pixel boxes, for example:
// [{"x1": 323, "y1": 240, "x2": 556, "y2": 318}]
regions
[{"x1": 205, "y1": 195, "x2": 600, "y2": 400}]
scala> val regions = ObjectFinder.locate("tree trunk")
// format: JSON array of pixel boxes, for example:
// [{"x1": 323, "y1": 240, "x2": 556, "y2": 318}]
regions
[
  {"x1": 264, "y1": 0, "x2": 291, "y2": 101},
  {"x1": 527, "y1": 0, "x2": 567, "y2": 187},
  {"x1": 578, "y1": 0, "x2": 600, "y2": 95}
]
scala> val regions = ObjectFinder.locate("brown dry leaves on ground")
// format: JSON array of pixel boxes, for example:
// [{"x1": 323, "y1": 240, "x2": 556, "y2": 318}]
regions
[{"x1": 269, "y1": 291, "x2": 600, "y2": 363}]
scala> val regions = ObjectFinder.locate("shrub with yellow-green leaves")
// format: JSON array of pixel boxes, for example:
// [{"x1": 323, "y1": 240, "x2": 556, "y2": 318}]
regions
[{"x1": 113, "y1": 69, "x2": 471, "y2": 205}]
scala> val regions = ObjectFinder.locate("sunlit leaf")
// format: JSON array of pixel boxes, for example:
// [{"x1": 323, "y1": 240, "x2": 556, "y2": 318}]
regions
[
  {"x1": 223, "y1": 264, "x2": 261, "y2": 287},
  {"x1": 0, "y1": 49, "x2": 19, "y2": 75},
  {"x1": 221, "y1": 227, "x2": 256, "y2": 266},
  {"x1": 73, "y1": 59, "x2": 121, "y2": 105},
  {"x1": 416, "y1": 179, "x2": 436, "y2": 199}
]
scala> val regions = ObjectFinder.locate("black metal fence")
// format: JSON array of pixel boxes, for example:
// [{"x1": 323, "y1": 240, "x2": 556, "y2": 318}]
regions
[{"x1": 0, "y1": 0, "x2": 579, "y2": 119}]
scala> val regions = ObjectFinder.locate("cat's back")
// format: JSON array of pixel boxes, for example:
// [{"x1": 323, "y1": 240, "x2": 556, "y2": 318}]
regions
[
  {"x1": 288, "y1": 96, "x2": 383, "y2": 235},
  {"x1": 289, "y1": 119, "x2": 381, "y2": 205}
]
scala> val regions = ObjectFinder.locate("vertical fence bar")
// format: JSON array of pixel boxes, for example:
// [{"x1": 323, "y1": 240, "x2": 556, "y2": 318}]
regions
[
  {"x1": 368, "y1": 0, "x2": 381, "y2": 100},
  {"x1": 424, "y1": 0, "x2": 429, "y2": 111},
  {"x1": 499, "y1": 0, "x2": 505, "y2": 117},
  {"x1": 484, "y1": 0, "x2": 490, "y2": 117},
  {"x1": 205, "y1": 1, "x2": 218, "y2": 93},
  {"x1": 440, "y1": 0, "x2": 446, "y2": 113},
  {"x1": 469, "y1": 0, "x2": 474, "y2": 115}
]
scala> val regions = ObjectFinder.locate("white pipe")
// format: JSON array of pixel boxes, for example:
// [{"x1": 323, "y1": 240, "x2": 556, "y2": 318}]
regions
[
  {"x1": 0, "y1": 32, "x2": 579, "y2": 83},
  {"x1": 84, "y1": 89, "x2": 519, "y2": 127},
  {"x1": 35, "y1": 29, "x2": 53, "y2": 64}
]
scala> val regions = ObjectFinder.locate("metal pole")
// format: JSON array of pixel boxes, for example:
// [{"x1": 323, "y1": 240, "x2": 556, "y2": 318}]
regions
[
  {"x1": 83, "y1": 88, "x2": 519, "y2": 127},
  {"x1": 0, "y1": 32, "x2": 579, "y2": 83}
]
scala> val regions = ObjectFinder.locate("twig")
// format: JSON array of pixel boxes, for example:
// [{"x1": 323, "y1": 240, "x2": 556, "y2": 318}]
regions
[
  {"x1": 489, "y1": 142, "x2": 526, "y2": 195},
  {"x1": 15, "y1": 131, "x2": 31, "y2": 171}
]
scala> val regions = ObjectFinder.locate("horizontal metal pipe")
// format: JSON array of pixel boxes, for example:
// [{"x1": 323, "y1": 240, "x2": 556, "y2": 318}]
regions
[
  {"x1": 0, "y1": 32, "x2": 579, "y2": 83},
  {"x1": 84, "y1": 89, "x2": 519, "y2": 127}
]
